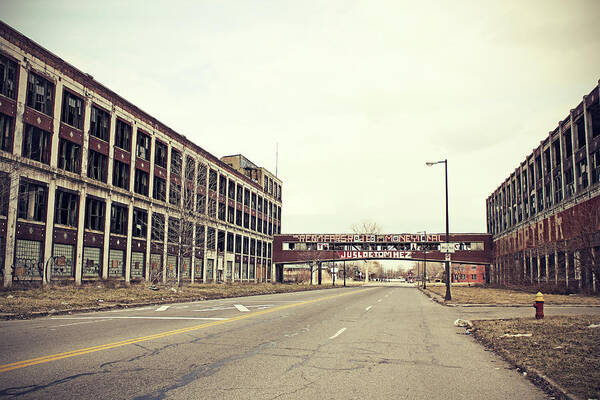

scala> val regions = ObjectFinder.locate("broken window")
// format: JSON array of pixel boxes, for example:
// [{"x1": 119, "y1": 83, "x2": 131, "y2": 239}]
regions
[
  {"x1": 565, "y1": 168, "x2": 574, "y2": 196},
  {"x1": 236, "y1": 184, "x2": 243, "y2": 202},
  {"x1": 554, "y1": 175, "x2": 562, "y2": 203},
  {"x1": 112, "y1": 160, "x2": 130, "y2": 190},
  {"x1": 154, "y1": 141, "x2": 167, "y2": 168},
  {"x1": 576, "y1": 118, "x2": 586, "y2": 149},
  {"x1": 243, "y1": 212, "x2": 249, "y2": 229},
  {"x1": 218, "y1": 202, "x2": 226, "y2": 221},
  {"x1": 227, "y1": 205, "x2": 234, "y2": 224},
  {"x1": 235, "y1": 234, "x2": 242, "y2": 253},
  {"x1": 197, "y1": 163, "x2": 207, "y2": 187},
  {"x1": 206, "y1": 227, "x2": 215, "y2": 250},
  {"x1": 591, "y1": 103, "x2": 600, "y2": 138},
  {"x1": 235, "y1": 208, "x2": 242, "y2": 226},
  {"x1": 251, "y1": 215, "x2": 256, "y2": 231},
  {"x1": 208, "y1": 198, "x2": 216, "y2": 217},
  {"x1": 217, "y1": 230, "x2": 225, "y2": 252},
  {"x1": 90, "y1": 105, "x2": 110, "y2": 141},
  {"x1": 61, "y1": 90, "x2": 84, "y2": 129},
  {"x1": 87, "y1": 150, "x2": 107, "y2": 182},
  {"x1": 244, "y1": 188, "x2": 250, "y2": 206},
  {"x1": 110, "y1": 203, "x2": 128, "y2": 235},
  {"x1": 151, "y1": 213, "x2": 164, "y2": 241},
  {"x1": 543, "y1": 149, "x2": 550, "y2": 174},
  {"x1": 85, "y1": 197, "x2": 105, "y2": 231},
  {"x1": 171, "y1": 149, "x2": 182, "y2": 176},
  {"x1": 17, "y1": 180, "x2": 47, "y2": 222},
  {"x1": 0, "y1": 113, "x2": 13, "y2": 152},
  {"x1": 251, "y1": 192, "x2": 256, "y2": 209},
  {"x1": 168, "y1": 217, "x2": 180, "y2": 243},
  {"x1": 153, "y1": 176, "x2": 166, "y2": 201},
  {"x1": 136, "y1": 131, "x2": 151, "y2": 161},
  {"x1": 185, "y1": 157, "x2": 195, "y2": 181},
  {"x1": 257, "y1": 216, "x2": 262, "y2": 233},
  {"x1": 564, "y1": 129, "x2": 572, "y2": 158},
  {"x1": 577, "y1": 159, "x2": 588, "y2": 189},
  {"x1": 195, "y1": 225, "x2": 205, "y2": 248},
  {"x1": 228, "y1": 179, "x2": 235, "y2": 199},
  {"x1": 22, "y1": 124, "x2": 51, "y2": 164},
  {"x1": 0, "y1": 173, "x2": 8, "y2": 216},
  {"x1": 26, "y1": 72, "x2": 54, "y2": 116},
  {"x1": 227, "y1": 232, "x2": 234, "y2": 252},
  {"x1": 132, "y1": 208, "x2": 147, "y2": 238},
  {"x1": 0, "y1": 54, "x2": 17, "y2": 99},
  {"x1": 55, "y1": 189, "x2": 79, "y2": 227},
  {"x1": 115, "y1": 119, "x2": 131, "y2": 151},
  {"x1": 552, "y1": 140, "x2": 561, "y2": 168},
  {"x1": 208, "y1": 169, "x2": 217, "y2": 190},
  {"x1": 134, "y1": 169, "x2": 149, "y2": 196},
  {"x1": 219, "y1": 174, "x2": 226, "y2": 195},
  {"x1": 535, "y1": 156, "x2": 542, "y2": 181},
  {"x1": 169, "y1": 181, "x2": 181, "y2": 205},
  {"x1": 184, "y1": 185, "x2": 193, "y2": 206},
  {"x1": 243, "y1": 237, "x2": 249, "y2": 254},
  {"x1": 57, "y1": 139, "x2": 81, "y2": 173},
  {"x1": 592, "y1": 150, "x2": 600, "y2": 185},
  {"x1": 196, "y1": 192, "x2": 206, "y2": 213}
]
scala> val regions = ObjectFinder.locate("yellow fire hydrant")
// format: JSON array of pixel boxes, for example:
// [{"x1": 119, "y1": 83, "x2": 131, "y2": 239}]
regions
[{"x1": 533, "y1": 292, "x2": 544, "y2": 319}]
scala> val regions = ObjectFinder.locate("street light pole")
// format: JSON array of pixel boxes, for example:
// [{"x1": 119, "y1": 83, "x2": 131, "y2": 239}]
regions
[{"x1": 426, "y1": 159, "x2": 451, "y2": 301}]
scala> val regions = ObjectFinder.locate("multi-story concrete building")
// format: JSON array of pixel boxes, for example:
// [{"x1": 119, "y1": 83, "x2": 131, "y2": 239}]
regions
[
  {"x1": 0, "y1": 22, "x2": 282, "y2": 287},
  {"x1": 486, "y1": 81, "x2": 600, "y2": 292}
]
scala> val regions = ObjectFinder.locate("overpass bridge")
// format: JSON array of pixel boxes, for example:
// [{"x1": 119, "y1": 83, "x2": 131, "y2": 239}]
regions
[{"x1": 273, "y1": 232, "x2": 492, "y2": 282}]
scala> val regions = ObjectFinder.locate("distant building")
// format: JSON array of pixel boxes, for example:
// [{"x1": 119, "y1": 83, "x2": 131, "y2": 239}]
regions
[
  {"x1": 487, "y1": 81, "x2": 600, "y2": 292},
  {"x1": 451, "y1": 264, "x2": 485, "y2": 284},
  {"x1": 0, "y1": 22, "x2": 282, "y2": 287}
]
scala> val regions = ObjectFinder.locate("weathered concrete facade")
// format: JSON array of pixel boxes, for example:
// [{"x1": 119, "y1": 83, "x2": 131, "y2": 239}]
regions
[
  {"x1": 0, "y1": 22, "x2": 282, "y2": 287},
  {"x1": 487, "y1": 82, "x2": 600, "y2": 292}
]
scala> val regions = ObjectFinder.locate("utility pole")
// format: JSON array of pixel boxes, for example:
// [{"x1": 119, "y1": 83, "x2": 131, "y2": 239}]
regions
[{"x1": 343, "y1": 260, "x2": 346, "y2": 287}]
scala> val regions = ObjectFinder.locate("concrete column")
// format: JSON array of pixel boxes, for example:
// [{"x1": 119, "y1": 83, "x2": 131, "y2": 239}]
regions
[
  {"x1": 49, "y1": 80, "x2": 63, "y2": 169},
  {"x1": 3, "y1": 172, "x2": 19, "y2": 287},
  {"x1": 536, "y1": 252, "x2": 541, "y2": 283},
  {"x1": 124, "y1": 199, "x2": 133, "y2": 285},
  {"x1": 102, "y1": 197, "x2": 111, "y2": 280},
  {"x1": 554, "y1": 249, "x2": 559, "y2": 285},
  {"x1": 12, "y1": 62, "x2": 29, "y2": 156},
  {"x1": 74, "y1": 186, "x2": 86, "y2": 285},
  {"x1": 545, "y1": 253, "x2": 549, "y2": 283},
  {"x1": 162, "y1": 214, "x2": 168, "y2": 283},
  {"x1": 529, "y1": 250, "x2": 534, "y2": 283},
  {"x1": 565, "y1": 246, "x2": 570, "y2": 288},
  {"x1": 43, "y1": 179, "x2": 57, "y2": 275},
  {"x1": 129, "y1": 126, "x2": 137, "y2": 193},
  {"x1": 145, "y1": 207, "x2": 152, "y2": 281},
  {"x1": 522, "y1": 251, "x2": 527, "y2": 282}
]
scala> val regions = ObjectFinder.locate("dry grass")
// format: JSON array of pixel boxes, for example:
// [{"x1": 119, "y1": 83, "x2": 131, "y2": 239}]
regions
[
  {"x1": 473, "y1": 316, "x2": 600, "y2": 399},
  {"x1": 0, "y1": 283, "x2": 339, "y2": 318},
  {"x1": 425, "y1": 285, "x2": 600, "y2": 305}
]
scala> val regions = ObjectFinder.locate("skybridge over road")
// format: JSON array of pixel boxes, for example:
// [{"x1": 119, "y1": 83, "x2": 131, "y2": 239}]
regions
[{"x1": 272, "y1": 233, "x2": 492, "y2": 282}]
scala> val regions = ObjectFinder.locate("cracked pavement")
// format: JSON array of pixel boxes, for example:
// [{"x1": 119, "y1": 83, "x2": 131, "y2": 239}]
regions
[{"x1": 0, "y1": 286, "x2": 556, "y2": 399}]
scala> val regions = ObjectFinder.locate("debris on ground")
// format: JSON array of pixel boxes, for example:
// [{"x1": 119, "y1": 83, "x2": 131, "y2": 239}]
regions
[
  {"x1": 501, "y1": 333, "x2": 532, "y2": 338},
  {"x1": 454, "y1": 319, "x2": 473, "y2": 328}
]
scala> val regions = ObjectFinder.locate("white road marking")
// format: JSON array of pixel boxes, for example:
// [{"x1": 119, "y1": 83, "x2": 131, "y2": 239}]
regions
[
  {"x1": 329, "y1": 328, "x2": 347, "y2": 340},
  {"x1": 365, "y1": 306, "x2": 372, "y2": 311},
  {"x1": 48, "y1": 319, "x2": 108, "y2": 328},
  {"x1": 51, "y1": 316, "x2": 227, "y2": 321},
  {"x1": 234, "y1": 304, "x2": 250, "y2": 312},
  {"x1": 155, "y1": 305, "x2": 170, "y2": 312}
]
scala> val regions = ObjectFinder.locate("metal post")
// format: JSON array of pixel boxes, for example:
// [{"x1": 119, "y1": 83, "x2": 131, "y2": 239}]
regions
[
  {"x1": 332, "y1": 262, "x2": 335, "y2": 286},
  {"x1": 423, "y1": 245, "x2": 427, "y2": 289},
  {"x1": 444, "y1": 159, "x2": 451, "y2": 300},
  {"x1": 343, "y1": 260, "x2": 346, "y2": 287}
]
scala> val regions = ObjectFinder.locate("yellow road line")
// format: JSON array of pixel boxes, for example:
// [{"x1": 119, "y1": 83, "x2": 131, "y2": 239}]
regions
[{"x1": 0, "y1": 288, "x2": 367, "y2": 373}]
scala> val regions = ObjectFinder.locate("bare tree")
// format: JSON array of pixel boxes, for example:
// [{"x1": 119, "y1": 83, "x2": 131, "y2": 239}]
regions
[{"x1": 351, "y1": 220, "x2": 382, "y2": 282}]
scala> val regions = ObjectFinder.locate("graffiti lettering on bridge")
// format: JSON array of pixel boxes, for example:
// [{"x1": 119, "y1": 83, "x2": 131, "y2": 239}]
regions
[{"x1": 338, "y1": 251, "x2": 412, "y2": 259}]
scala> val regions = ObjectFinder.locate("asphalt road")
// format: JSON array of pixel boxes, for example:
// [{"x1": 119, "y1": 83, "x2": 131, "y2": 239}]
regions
[{"x1": 0, "y1": 286, "x2": 568, "y2": 399}]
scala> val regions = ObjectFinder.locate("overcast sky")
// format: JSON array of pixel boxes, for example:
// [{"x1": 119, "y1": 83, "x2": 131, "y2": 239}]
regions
[{"x1": 3, "y1": 0, "x2": 599, "y2": 235}]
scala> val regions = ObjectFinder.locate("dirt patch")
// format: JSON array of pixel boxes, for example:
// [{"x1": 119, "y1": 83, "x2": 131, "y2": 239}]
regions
[
  {"x1": 472, "y1": 316, "x2": 600, "y2": 399},
  {"x1": 0, "y1": 283, "x2": 342, "y2": 319},
  {"x1": 425, "y1": 286, "x2": 600, "y2": 305}
]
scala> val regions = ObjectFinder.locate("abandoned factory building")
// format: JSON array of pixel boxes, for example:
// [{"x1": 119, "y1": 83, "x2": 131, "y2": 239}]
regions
[
  {"x1": 487, "y1": 81, "x2": 600, "y2": 292},
  {"x1": 0, "y1": 22, "x2": 282, "y2": 287}
]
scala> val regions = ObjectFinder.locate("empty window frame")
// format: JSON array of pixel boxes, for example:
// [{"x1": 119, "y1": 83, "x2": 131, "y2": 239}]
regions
[
  {"x1": 151, "y1": 213, "x2": 164, "y2": 241},
  {"x1": 552, "y1": 140, "x2": 561, "y2": 168},
  {"x1": 243, "y1": 236, "x2": 249, "y2": 254},
  {"x1": 243, "y1": 188, "x2": 250, "y2": 206},
  {"x1": 0, "y1": 113, "x2": 13, "y2": 152},
  {"x1": 54, "y1": 189, "x2": 79, "y2": 227},
  {"x1": 243, "y1": 212, "x2": 249, "y2": 229},
  {"x1": 236, "y1": 208, "x2": 242, "y2": 227},
  {"x1": 554, "y1": 175, "x2": 562, "y2": 203},
  {"x1": 227, "y1": 205, "x2": 234, "y2": 224},
  {"x1": 57, "y1": 138, "x2": 81, "y2": 173},
  {"x1": 565, "y1": 168, "x2": 574, "y2": 196},
  {"x1": 208, "y1": 169, "x2": 217, "y2": 190},
  {"x1": 22, "y1": 124, "x2": 51, "y2": 164},
  {"x1": 169, "y1": 181, "x2": 181, "y2": 205},
  {"x1": 112, "y1": 160, "x2": 130, "y2": 190},
  {"x1": 197, "y1": 163, "x2": 207, "y2": 187},
  {"x1": 218, "y1": 202, "x2": 226, "y2": 221},
  {"x1": 236, "y1": 185, "x2": 242, "y2": 202},
  {"x1": 227, "y1": 232, "x2": 234, "y2": 252},
  {"x1": 87, "y1": 150, "x2": 107, "y2": 182},
  {"x1": 251, "y1": 192, "x2": 256, "y2": 209},
  {"x1": 85, "y1": 197, "x2": 105, "y2": 231},
  {"x1": 115, "y1": 119, "x2": 131, "y2": 151},
  {"x1": 154, "y1": 141, "x2": 168, "y2": 168},
  {"x1": 195, "y1": 224, "x2": 205, "y2": 248},
  {"x1": 564, "y1": 129, "x2": 573, "y2": 158},
  {"x1": 235, "y1": 234, "x2": 242, "y2": 253},
  {"x1": 219, "y1": 174, "x2": 226, "y2": 195},
  {"x1": 136, "y1": 131, "x2": 151, "y2": 161},
  {"x1": 168, "y1": 217, "x2": 180, "y2": 243},
  {"x1": 171, "y1": 149, "x2": 182, "y2": 176},
  {"x1": 153, "y1": 176, "x2": 166, "y2": 201},
  {"x1": 185, "y1": 157, "x2": 195, "y2": 181},
  {"x1": 217, "y1": 230, "x2": 225, "y2": 252},
  {"x1": 132, "y1": 208, "x2": 147, "y2": 238},
  {"x1": 61, "y1": 90, "x2": 84, "y2": 129},
  {"x1": 576, "y1": 118, "x2": 586, "y2": 149},
  {"x1": 591, "y1": 103, "x2": 600, "y2": 138},
  {"x1": 196, "y1": 192, "x2": 206, "y2": 213},
  {"x1": 228, "y1": 179, "x2": 235, "y2": 199},
  {"x1": 0, "y1": 54, "x2": 17, "y2": 99},
  {"x1": 110, "y1": 203, "x2": 128, "y2": 235},
  {"x1": 207, "y1": 198, "x2": 217, "y2": 217},
  {"x1": 206, "y1": 227, "x2": 215, "y2": 250},
  {"x1": 17, "y1": 180, "x2": 47, "y2": 222},
  {"x1": 257, "y1": 196, "x2": 262, "y2": 212},
  {"x1": 592, "y1": 150, "x2": 600, "y2": 185},
  {"x1": 90, "y1": 105, "x2": 110, "y2": 141},
  {"x1": 0, "y1": 173, "x2": 8, "y2": 216},
  {"x1": 26, "y1": 72, "x2": 54, "y2": 115},
  {"x1": 134, "y1": 169, "x2": 149, "y2": 196},
  {"x1": 577, "y1": 159, "x2": 588, "y2": 189},
  {"x1": 251, "y1": 215, "x2": 256, "y2": 231}
]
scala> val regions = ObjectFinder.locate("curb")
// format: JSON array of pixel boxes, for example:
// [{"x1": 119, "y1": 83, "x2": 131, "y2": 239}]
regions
[{"x1": 471, "y1": 329, "x2": 582, "y2": 400}]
